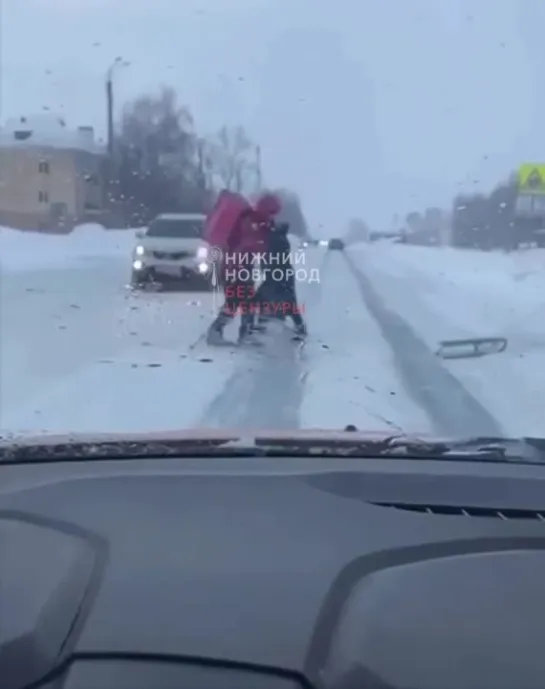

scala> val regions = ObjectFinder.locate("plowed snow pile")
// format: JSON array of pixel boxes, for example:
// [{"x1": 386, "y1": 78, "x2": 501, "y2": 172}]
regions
[{"x1": 0, "y1": 224, "x2": 139, "y2": 273}]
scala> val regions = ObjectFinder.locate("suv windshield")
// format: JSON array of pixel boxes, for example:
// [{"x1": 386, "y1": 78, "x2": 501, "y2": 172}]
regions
[{"x1": 147, "y1": 218, "x2": 203, "y2": 239}]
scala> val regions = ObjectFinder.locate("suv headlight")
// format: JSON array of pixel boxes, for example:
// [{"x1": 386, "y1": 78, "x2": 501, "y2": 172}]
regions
[
  {"x1": 196, "y1": 246, "x2": 208, "y2": 259},
  {"x1": 135, "y1": 245, "x2": 145, "y2": 256}
]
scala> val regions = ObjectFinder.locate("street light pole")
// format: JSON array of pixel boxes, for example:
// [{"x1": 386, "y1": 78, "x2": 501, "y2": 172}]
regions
[
  {"x1": 255, "y1": 145, "x2": 262, "y2": 192},
  {"x1": 105, "y1": 57, "x2": 129, "y2": 161},
  {"x1": 106, "y1": 76, "x2": 114, "y2": 159},
  {"x1": 104, "y1": 58, "x2": 129, "y2": 214}
]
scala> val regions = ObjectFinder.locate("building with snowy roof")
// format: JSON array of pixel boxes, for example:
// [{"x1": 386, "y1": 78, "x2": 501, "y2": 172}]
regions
[{"x1": 0, "y1": 114, "x2": 106, "y2": 231}]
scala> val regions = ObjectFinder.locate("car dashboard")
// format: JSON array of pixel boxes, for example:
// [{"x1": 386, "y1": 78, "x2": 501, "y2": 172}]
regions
[{"x1": 2, "y1": 453, "x2": 545, "y2": 689}]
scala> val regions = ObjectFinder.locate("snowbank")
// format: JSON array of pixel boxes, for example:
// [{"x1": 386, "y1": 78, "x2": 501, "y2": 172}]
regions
[
  {"x1": 350, "y1": 243, "x2": 545, "y2": 436},
  {"x1": 353, "y1": 243, "x2": 544, "y2": 291},
  {"x1": 351, "y1": 243, "x2": 545, "y2": 338},
  {"x1": 0, "y1": 224, "x2": 139, "y2": 273}
]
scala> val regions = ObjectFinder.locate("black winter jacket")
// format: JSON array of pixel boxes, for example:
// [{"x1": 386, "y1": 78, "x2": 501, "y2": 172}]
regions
[{"x1": 263, "y1": 223, "x2": 295, "y2": 288}]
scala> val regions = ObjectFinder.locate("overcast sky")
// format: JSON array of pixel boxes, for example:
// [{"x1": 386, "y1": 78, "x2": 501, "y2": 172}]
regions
[{"x1": 2, "y1": 0, "x2": 544, "y2": 228}]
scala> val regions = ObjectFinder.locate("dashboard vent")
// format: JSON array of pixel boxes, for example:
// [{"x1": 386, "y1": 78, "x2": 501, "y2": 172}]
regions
[{"x1": 374, "y1": 502, "x2": 545, "y2": 521}]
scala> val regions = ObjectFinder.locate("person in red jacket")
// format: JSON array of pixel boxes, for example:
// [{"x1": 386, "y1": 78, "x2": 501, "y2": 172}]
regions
[{"x1": 207, "y1": 192, "x2": 281, "y2": 344}]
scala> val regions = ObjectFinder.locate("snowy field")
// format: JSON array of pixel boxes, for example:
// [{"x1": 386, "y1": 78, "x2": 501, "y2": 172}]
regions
[
  {"x1": 0, "y1": 225, "x2": 429, "y2": 438},
  {"x1": 350, "y1": 242, "x2": 545, "y2": 437}
]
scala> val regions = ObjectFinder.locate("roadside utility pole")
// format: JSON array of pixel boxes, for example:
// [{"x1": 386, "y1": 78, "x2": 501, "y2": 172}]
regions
[
  {"x1": 255, "y1": 145, "x2": 262, "y2": 192},
  {"x1": 106, "y1": 76, "x2": 114, "y2": 159}
]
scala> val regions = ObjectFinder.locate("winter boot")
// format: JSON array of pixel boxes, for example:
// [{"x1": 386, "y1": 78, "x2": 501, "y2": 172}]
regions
[
  {"x1": 248, "y1": 312, "x2": 267, "y2": 333},
  {"x1": 251, "y1": 322, "x2": 268, "y2": 333},
  {"x1": 293, "y1": 321, "x2": 307, "y2": 340},
  {"x1": 206, "y1": 313, "x2": 229, "y2": 345},
  {"x1": 237, "y1": 319, "x2": 251, "y2": 344},
  {"x1": 238, "y1": 316, "x2": 262, "y2": 346}
]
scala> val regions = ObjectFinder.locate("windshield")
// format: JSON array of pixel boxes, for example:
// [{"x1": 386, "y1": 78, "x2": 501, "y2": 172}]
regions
[
  {"x1": 147, "y1": 218, "x2": 204, "y2": 239},
  {"x1": 1, "y1": 1, "x2": 544, "y2": 450}
]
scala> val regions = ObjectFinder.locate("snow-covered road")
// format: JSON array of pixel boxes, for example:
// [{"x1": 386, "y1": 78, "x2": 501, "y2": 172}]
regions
[
  {"x1": 349, "y1": 242, "x2": 545, "y2": 437},
  {"x1": 2, "y1": 227, "x2": 542, "y2": 439},
  {"x1": 1, "y1": 227, "x2": 428, "y2": 437}
]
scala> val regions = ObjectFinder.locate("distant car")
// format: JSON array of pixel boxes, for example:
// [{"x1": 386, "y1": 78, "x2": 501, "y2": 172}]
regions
[
  {"x1": 328, "y1": 238, "x2": 345, "y2": 251},
  {"x1": 131, "y1": 213, "x2": 211, "y2": 290},
  {"x1": 300, "y1": 238, "x2": 319, "y2": 248}
]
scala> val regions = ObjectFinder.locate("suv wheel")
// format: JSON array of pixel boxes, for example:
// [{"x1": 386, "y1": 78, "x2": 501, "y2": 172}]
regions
[{"x1": 131, "y1": 267, "x2": 153, "y2": 289}]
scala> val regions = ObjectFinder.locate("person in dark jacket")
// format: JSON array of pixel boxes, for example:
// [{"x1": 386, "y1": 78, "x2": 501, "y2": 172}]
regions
[{"x1": 251, "y1": 222, "x2": 307, "y2": 337}]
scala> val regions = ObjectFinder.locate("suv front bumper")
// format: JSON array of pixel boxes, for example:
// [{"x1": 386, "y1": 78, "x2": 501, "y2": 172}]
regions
[{"x1": 132, "y1": 256, "x2": 210, "y2": 280}]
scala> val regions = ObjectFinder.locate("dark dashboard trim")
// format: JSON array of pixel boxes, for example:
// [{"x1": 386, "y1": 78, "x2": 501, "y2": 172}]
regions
[
  {"x1": 0, "y1": 510, "x2": 109, "y2": 689},
  {"x1": 304, "y1": 535, "x2": 545, "y2": 675},
  {"x1": 40, "y1": 652, "x2": 314, "y2": 689}
]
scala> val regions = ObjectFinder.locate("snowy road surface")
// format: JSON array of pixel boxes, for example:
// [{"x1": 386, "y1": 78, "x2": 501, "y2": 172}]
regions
[
  {"x1": 1, "y1": 226, "x2": 542, "y2": 438},
  {"x1": 350, "y1": 243, "x2": 545, "y2": 437},
  {"x1": 1, "y1": 227, "x2": 428, "y2": 436}
]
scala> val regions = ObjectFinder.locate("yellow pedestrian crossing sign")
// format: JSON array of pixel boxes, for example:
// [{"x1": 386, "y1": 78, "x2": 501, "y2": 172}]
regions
[{"x1": 518, "y1": 163, "x2": 545, "y2": 195}]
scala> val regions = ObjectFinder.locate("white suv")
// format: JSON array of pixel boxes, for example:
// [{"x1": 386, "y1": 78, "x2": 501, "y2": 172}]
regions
[{"x1": 131, "y1": 213, "x2": 211, "y2": 289}]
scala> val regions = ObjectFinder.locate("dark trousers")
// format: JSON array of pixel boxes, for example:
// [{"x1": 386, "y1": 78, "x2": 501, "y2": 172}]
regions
[
  {"x1": 253, "y1": 279, "x2": 305, "y2": 329},
  {"x1": 211, "y1": 272, "x2": 255, "y2": 338}
]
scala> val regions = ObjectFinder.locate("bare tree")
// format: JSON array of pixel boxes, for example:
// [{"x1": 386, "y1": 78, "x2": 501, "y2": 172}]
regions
[
  {"x1": 119, "y1": 86, "x2": 196, "y2": 177},
  {"x1": 451, "y1": 179, "x2": 518, "y2": 250},
  {"x1": 108, "y1": 87, "x2": 264, "y2": 225},
  {"x1": 405, "y1": 174, "x2": 523, "y2": 251},
  {"x1": 113, "y1": 86, "x2": 210, "y2": 223},
  {"x1": 206, "y1": 125, "x2": 258, "y2": 193}
]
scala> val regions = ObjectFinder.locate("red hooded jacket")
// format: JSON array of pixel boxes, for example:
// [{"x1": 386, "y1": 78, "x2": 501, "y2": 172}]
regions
[{"x1": 224, "y1": 193, "x2": 281, "y2": 278}]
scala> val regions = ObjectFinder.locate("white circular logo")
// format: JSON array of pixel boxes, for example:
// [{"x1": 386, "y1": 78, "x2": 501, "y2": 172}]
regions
[
  {"x1": 207, "y1": 246, "x2": 223, "y2": 292},
  {"x1": 209, "y1": 246, "x2": 223, "y2": 264}
]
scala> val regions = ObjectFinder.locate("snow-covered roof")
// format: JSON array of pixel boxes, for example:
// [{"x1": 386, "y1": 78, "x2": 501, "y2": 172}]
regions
[
  {"x1": 0, "y1": 114, "x2": 105, "y2": 154},
  {"x1": 155, "y1": 213, "x2": 206, "y2": 221}
]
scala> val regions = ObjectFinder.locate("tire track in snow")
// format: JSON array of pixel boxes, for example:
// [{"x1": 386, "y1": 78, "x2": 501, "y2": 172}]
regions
[
  {"x1": 343, "y1": 252, "x2": 502, "y2": 437},
  {"x1": 200, "y1": 253, "x2": 330, "y2": 429}
]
